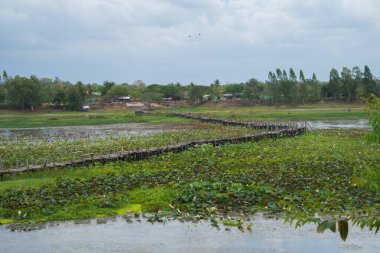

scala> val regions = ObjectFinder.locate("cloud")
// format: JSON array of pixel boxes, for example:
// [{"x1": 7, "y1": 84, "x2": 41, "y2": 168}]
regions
[{"x1": 0, "y1": 0, "x2": 379, "y2": 83}]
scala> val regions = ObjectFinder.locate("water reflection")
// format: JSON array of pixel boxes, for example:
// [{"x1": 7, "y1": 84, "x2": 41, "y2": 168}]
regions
[
  {"x1": 1, "y1": 214, "x2": 379, "y2": 253},
  {"x1": 0, "y1": 123, "x2": 195, "y2": 142},
  {"x1": 307, "y1": 119, "x2": 370, "y2": 130}
]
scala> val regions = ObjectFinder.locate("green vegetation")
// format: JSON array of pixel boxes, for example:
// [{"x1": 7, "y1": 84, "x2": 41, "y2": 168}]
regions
[
  {"x1": 0, "y1": 123, "x2": 257, "y2": 169},
  {"x1": 0, "y1": 130, "x2": 379, "y2": 232},
  {"x1": 0, "y1": 111, "x2": 185, "y2": 128},
  {"x1": 0, "y1": 104, "x2": 368, "y2": 128},
  {"x1": 0, "y1": 65, "x2": 379, "y2": 112}
]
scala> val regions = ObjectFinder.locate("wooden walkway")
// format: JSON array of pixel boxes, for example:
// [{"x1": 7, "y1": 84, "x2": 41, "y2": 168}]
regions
[{"x1": 174, "y1": 113, "x2": 304, "y2": 130}]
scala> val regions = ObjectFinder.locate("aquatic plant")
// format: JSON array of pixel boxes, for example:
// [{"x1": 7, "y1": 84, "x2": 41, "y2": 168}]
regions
[{"x1": 0, "y1": 130, "x2": 379, "y2": 236}]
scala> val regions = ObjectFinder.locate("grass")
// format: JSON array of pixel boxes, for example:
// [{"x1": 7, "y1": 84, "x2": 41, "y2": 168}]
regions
[
  {"x1": 169, "y1": 106, "x2": 368, "y2": 121},
  {"x1": 0, "y1": 103, "x2": 368, "y2": 128}
]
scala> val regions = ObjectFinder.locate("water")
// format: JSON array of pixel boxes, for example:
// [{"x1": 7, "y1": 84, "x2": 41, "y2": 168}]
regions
[
  {"x1": 0, "y1": 215, "x2": 378, "y2": 253},
  {"x1": 307, "y1": 119, "x2": 370, "y2": 130},
  {"x1": 0, "y1": 123, "x2": 196, "y2": 141}
]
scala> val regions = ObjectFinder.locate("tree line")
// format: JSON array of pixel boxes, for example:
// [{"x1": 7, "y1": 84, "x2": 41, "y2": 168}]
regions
[{"x1": 0, "y1": 66, "x2": 379, "y2": 111}]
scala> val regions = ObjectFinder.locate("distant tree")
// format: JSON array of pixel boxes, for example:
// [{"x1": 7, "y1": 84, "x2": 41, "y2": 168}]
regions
[
  {"x1": 212, "y1": 79, "x2": 220, "y2": 87},
  {"x1": 266, "y1": 71, "x2": 281, "y2": 104},
  {"x1": 6, "y1": 75, "x2": 42, "y2": 111},
  {"x1": 210, "y1": 79, "x2": 223, "y2": 99},
  {"x1": 66, "y1": 86, "x2": 83, "y2": 110},
  {"x1": 243, "y1": 78, "x2": 263, "y2": 100},
  {"x1": 282, "y1": 70, "x2": 288, "y2": 80},
  {"x1": 75, "y1": 81, "x2": 86, "y2": 99},
  {"x1": 276, "y1": 68, "x2": 283, "y2": 81},
  {"x1": 363, "y1": 65, "x2": 376, "y2": 97},
  {"x1": 0, "y1": 85, "x2": 6, "y2": 103},
  {"x1": 160, "y1": 84, "x2": 182, "y2": 100},
  {"x1": 289, "y1": 68, "x2": 297, "y2": 82},
  {"x1": 312, "y1": 73, "x2": 318, "y2": 83},
  {"x1": 106, "y1": 85, "x2": 131, "y2": 99},
  {"x1": 309, "y1": 73, "x2": 321, "y2": 102},
  {"x1": 328, "y1": 68, "x2": 341, "y2": 99},
  {"x1": 133, "y1": 80, "x2": 145, "y2": 89},
  {"x1": 268, "y1": 71, "x2": 277, "y2": 83},
  {"x1": 224, "y1": 83, "x2": 244, "y2": 95},
  {"x1": 188, "y1": 85, "x2": 210, "y2": 101},
  {"x1": 341, "y1": 67, "x2": 355, "y2": 101},
  {"x1": 101, "y1": 81, "x2": 115, "y2": 96},
  {"x1": 2, "y1": 70, "x2": 8, "y2": 82},
  {"x1": 299, "y1": 70, "x2": 306, "y2": 83},
  {"x1": 52, "y1": 89, "x2": 66, "y2": 105}
]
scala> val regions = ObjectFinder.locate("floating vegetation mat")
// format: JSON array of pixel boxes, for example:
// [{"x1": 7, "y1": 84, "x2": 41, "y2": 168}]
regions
[{"x1": 0, "y1": 129, "x2": 379, "y2": 235}]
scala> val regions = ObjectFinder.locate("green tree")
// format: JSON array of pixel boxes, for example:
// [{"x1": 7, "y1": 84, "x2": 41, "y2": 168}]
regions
[
  {"x1": 363, "y1": 65, "x2": 376, "y2": 97},
  {"x1": 53, "y1": 88, "x2": 66, "y2": 105},
  {"x1": 106, "y1": 85, "x2": 131, "y2": 99},
  {"x1": 210, "y1": 79, "x2": 223, "y2": 99},
  {"x1": 159, "y1": 84, "x2": 182, "y2": 100},
  {"x1": 66, "y1": 86, "x2": 83, "y2": 110},
  {"x1": 341, "y1": 67, "x2": 355, "y2": 101},
  {"x1": 243, "y1": 78, "x2": 263, "y2": 100},
  {"x1": 328, "y1": 68, "x2": 341, "y2": 99},
  {"x1": 2, "y1": 70, "x2": 8, "y2": 82},
  {"x1": 289, "y1": 68, "x2": 297, "y2": 82},
  {"x1": 224, "y1": 83, "x2": 244, "y2": 95},
  {"x1": 188, "y1": 85, "x2": 210, "y2": 101},
  {"x1": 0, "y1": 85, "x2": 6, "y2": 103},
  {"x1": 6, "y1": 75, "x2": 42, "y2": 111},
  {"x1": 299, "y1": 70, "x2": 306, "y2": 83},
  {"x1": 309, "y1": 73, "x2": 321, "y2": 102},
  {"x1": 266, "y1": 71, "x2": 281, "y2": 104},
  {"x1": 101, "y1": 81, "x2": 115, "y2": 96}
]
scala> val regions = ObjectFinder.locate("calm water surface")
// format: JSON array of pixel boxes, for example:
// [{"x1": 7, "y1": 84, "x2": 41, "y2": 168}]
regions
[
  {"x1": 0, "y1": 123, "x2": 196, "y2": 141},
  {"x1": 0, "y1": 215, "x2": 379, "y2": 253}
]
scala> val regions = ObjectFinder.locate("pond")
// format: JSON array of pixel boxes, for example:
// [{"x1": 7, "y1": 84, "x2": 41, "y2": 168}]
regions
[
  {"x1": 0, "y1": 123, "x2": 196, "y2": 141},
  {"x1": 0, "y1": 215, "x2": 379, "y2": 253}
]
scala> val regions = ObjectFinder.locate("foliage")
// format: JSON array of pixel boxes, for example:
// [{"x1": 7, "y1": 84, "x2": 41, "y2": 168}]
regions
[
  {"x1": 105, "y1": 85, "x2": 131, "y2": 99},
  {"x1": 66, "y1": 86, "x2": 83, "y2": 110},
  {"x1": 5, "y1": 75, "x2": 42, "y2": 110},
  {"x1": 365, "y1": 94, "x2": 380, "y2": 144},
  {"x1": 352, "y1": 94, "x2": 380, "y2": 194}
]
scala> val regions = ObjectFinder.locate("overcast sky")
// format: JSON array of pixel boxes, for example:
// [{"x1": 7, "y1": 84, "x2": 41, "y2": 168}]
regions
[{"x1": 0, "y1": 0, "x2": 379, "y2": 85}]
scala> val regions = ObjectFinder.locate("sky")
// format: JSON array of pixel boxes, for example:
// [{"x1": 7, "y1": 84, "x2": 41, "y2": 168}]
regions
[{"x1": 0, "y1": 0, "x2": 379, "y2": 85}]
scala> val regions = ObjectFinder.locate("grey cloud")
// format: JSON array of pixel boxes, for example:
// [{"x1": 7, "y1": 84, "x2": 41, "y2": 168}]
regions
[{"x1": 0, "y1": 0, "x2": 379, "y2": 84}]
